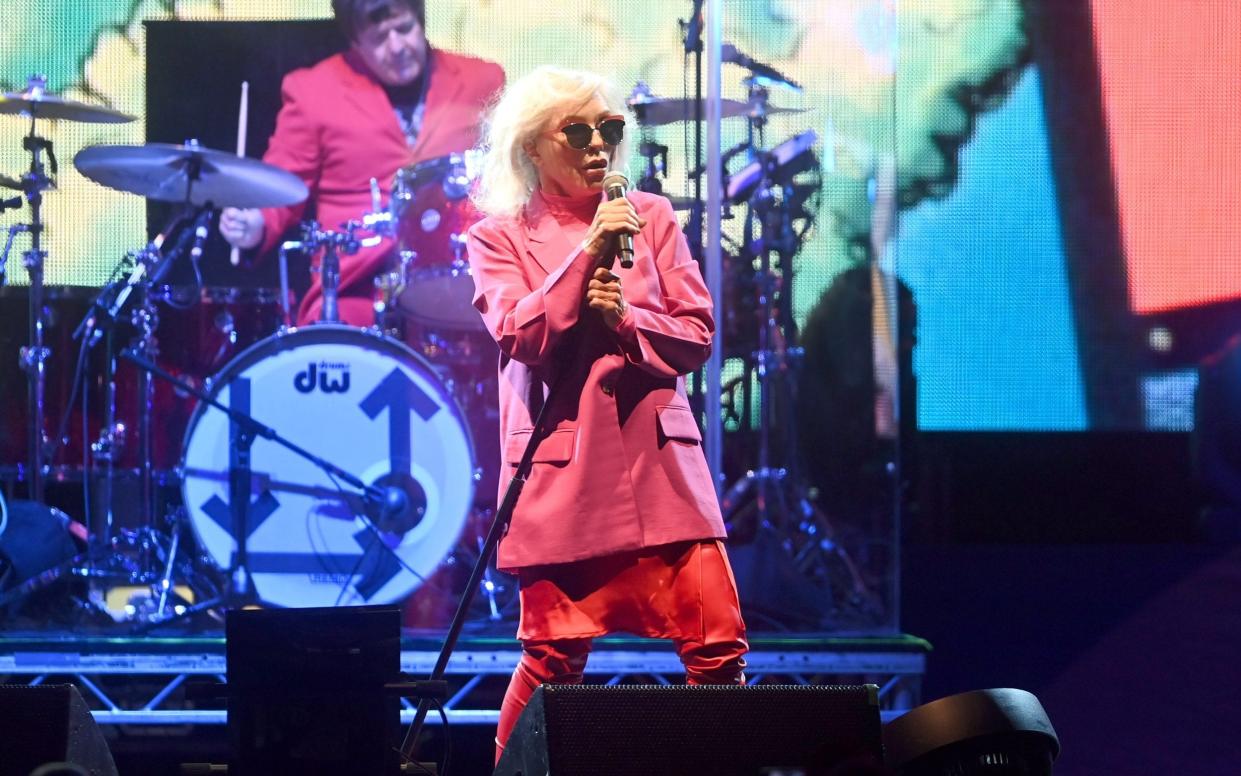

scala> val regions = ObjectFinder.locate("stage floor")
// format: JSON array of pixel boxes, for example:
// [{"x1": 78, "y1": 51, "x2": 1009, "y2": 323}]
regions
[{"x1": 0, "y1": 631, "x2": 929, "y2": 726}]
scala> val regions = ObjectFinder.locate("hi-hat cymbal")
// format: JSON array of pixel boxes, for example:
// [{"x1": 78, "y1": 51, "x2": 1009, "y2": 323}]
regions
[
  {"x1": 628, "y1": 96, "x2": 805, "y2": 127},
  {"x1": 0, "y1": 90, "x2": 135, "y2": 124},
  {"x1": 74, "y1": 143, "x2": 309, "y2": 208}
]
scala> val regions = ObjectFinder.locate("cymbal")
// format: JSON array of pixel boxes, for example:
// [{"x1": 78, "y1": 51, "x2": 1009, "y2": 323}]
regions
[
  {"x1": 0, "y1": 173, "x2": 21, "y2": 191},
  {"x1": 628, "y1": 96, "x2": 805, "y2": 127},
  {"x1": 0, "y1": 90, "x2": 134, "y2": 124},
  {"x1": 74, "y1": 143, "x2": 309, "y2": 208}
]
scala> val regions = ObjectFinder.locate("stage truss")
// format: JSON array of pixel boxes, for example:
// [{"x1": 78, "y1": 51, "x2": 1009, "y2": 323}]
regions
[{"x1": 0, "y1": 633, "x2": 929, "y2": 726}]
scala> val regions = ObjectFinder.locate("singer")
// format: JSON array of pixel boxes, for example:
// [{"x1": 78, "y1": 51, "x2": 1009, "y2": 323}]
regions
[{"x1": 467, "y1": 66, "x2": 748, "y2": 762}]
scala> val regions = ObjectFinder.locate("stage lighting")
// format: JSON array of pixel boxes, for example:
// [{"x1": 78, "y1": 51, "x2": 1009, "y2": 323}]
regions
[{"x1": 883, "y1": 688, "x2": 1060, "y2": 775}]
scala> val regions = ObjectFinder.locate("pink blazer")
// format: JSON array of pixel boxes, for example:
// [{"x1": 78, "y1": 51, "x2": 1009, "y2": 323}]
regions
[
  {"x1": 467, "y1": 189, "x2": 726, "y2": 570},
  {"x1": 257, "y1": 49, "x2": 505, "y2": 325}
]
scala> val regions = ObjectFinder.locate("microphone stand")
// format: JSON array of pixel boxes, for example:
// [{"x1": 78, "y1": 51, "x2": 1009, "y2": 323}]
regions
[
  {"x1": 683, "y1": 0, "x2": 708, "y2": 414},
  {"x1": 398, "y1": 362, "x2": 562, "y2": 761}
]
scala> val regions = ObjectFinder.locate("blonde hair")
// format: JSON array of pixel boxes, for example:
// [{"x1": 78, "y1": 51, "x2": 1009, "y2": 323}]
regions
[{"x1": 472, "y1": 66, "x2": 633, "y2": 219}]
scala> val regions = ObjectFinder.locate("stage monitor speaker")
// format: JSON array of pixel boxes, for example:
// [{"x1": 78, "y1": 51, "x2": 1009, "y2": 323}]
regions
[
  {"x1": 225, "y1": 605, "x2": 402, "y2": 776},
  {"x1": 495, "y1": 683, "x2": 884, "y2": 776},
  {"x1": 0, "y1": 684, "x2": 118, "y2": 776}
]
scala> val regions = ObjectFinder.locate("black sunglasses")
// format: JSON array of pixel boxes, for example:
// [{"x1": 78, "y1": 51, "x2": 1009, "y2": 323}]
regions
[{"x1": 558, "y1": 117, "x2": 625, "y2": 149}]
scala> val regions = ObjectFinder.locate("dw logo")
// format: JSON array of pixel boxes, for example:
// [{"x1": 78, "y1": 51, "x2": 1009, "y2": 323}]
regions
[{"x1": 294, "y1": 362, "x2": 351, "y2": 394}]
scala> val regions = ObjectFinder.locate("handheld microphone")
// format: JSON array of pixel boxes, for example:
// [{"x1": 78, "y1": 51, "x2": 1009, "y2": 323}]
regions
[{"x1": 602, "y1": 171, "x2": 634, "y2": 269}]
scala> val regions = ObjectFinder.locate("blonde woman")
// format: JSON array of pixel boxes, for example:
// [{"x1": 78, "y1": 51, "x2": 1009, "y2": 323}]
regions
[{"x1": 467, "y1": 66, "x2": 748, "y2": 761}]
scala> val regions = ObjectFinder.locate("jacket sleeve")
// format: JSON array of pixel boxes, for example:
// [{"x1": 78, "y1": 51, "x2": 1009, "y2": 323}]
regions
[
  {"x1": 467, "y1": 218, "x2": 597, "y2": 366},
  {"x1": 614, "y1": 196, "x2": 715, "y2": 377},
  {"x1": 257, "y1": 70, "x2": 318, "y2": 256}
]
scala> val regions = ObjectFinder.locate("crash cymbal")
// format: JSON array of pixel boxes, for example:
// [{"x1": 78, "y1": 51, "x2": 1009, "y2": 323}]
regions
[
  {"x1": 627, "y1": 96, "x2": 805, "y2": 127},
  {"x1": 0, "y1": 173, "x2": 21, "y2": 191},
  {"x1": 74, "y1": 142, "x2": 309, "y2": 208},
  {"x1": 0, "y1": 90, "x2": 134, "y2": 124}
]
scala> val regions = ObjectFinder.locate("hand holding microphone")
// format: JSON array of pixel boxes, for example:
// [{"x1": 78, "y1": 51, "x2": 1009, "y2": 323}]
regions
[{"x1": 583, "y1": 171, "x2": 645, "y2": 263}]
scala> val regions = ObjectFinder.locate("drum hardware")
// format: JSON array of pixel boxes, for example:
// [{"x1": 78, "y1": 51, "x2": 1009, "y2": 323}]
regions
[
  {"x1": 67, "y1": 136, "x2": 308, "y2": 551},
  {"x1": 3, "y1": 89, "x2": 51, "y2": 502},
  {"x1": 280, "y1": 218, "x2": 380, "y2": 324},
  {"x1": 635, "y1": 140, "x2": 670, "y2": 195},
  {"x1": 706, "y1": 71, "x2": 875, "y2": 624},
  {"x1": 41, "y1": 212, "x2": 215, "y2": 619}
]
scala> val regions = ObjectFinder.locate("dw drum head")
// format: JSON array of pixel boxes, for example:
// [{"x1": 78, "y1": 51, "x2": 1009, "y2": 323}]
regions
[{"x1": 181, "y1": 326, "x2": 475, "y2": 608}]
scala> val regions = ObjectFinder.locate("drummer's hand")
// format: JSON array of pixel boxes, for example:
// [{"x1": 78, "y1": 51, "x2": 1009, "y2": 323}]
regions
[
  {"x1": 587, "y1": 266, "x2": 628, "y2": 330},
  {"x1": 219, "y1": 207, "x2": 265, "y2": 250},
  {"x1": 583, "y1": 197, "x2": 645, "y2": 258}
]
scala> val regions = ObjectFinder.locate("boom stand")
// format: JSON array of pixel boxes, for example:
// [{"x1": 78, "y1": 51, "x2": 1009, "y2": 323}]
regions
[{"x1": 399, "y1": 381, "x2": 558, "y2": 761}]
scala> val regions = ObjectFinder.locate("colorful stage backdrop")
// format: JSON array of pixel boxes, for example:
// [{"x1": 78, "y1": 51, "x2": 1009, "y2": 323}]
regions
[{"x1": 3, "y1": 1, "x2": 1239, "y2": 431}]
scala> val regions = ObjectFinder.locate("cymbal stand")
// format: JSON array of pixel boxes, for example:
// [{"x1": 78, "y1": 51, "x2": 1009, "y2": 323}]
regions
[
  {"x1": 70, "y1": 211, "x2": 210, "y2": 619},
  {"x1": 7, "y1": 80, "x2": 58, "y2": 501},
  {"x1": 719, "y1": 90, "x2": 872, "y2": 612}
]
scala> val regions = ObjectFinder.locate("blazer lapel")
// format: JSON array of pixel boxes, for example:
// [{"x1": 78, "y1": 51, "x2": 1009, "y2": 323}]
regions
[
  {"x1": 410, "y1": 50, "x2": 460, "y2": 160},
  {"x1": 337, "y1": 52, "x2": 408, "y2": 149},
  {"x1": 522, "y1": 191, "x2": 584, "y2": 276}
]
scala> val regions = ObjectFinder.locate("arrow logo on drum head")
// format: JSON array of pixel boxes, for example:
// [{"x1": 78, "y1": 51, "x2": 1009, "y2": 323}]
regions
[
  {"x1": 201, "y1": 491, "x2": 281, "y2": 539},
  {"x1": 359, "y1": 368, "x2": 439, "y2": 472}
]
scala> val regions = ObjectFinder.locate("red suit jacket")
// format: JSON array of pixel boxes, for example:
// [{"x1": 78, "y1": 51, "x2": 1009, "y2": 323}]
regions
[
  {"x1": 467, "y1": 190, "x2": 727, "y2": 570},
  {"x1": 257, "y1": 49, "x2": 505, "y2": 325}
]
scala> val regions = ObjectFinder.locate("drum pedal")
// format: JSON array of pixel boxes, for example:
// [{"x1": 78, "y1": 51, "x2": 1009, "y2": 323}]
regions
[{"x1": 100, "y1": 583, "x2": 195, "y2": 621}]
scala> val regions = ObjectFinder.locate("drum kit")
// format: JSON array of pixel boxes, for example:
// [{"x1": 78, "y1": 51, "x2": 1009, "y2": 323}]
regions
[{"x1": 0, "y1": 77, "x2": 506, "y2": 628}]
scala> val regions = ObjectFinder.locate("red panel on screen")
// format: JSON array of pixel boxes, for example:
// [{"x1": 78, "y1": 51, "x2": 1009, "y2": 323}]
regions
[{"x1": 1091, "y1": 0, "x2": 1241, "y2": 314}]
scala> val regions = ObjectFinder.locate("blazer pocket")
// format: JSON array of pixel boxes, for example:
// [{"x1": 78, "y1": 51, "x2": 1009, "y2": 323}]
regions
[
  {"x1": 656, "y1": 404, "x2": 703, "y2": 445},
  {"x1": 505, "y1": 427, "x2": 576, "y2": 465}
]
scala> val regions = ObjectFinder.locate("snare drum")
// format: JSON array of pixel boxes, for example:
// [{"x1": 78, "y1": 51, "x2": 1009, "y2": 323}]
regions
[
  {"x1": 390, "y1": 153, "x2": 486, "y2": 331},
  {"x1": 180, "y1": 325, "x2": 475, "y2": 607}
]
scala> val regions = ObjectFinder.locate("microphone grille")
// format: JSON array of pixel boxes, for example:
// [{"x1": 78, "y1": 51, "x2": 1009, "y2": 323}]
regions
[{"x1": 602, "y1": 170, "x2": 629, "y2": 191}]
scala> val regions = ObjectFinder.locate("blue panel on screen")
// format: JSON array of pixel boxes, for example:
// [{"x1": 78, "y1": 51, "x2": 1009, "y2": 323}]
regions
[{"x1": 896, "y1": 67, "x2": 1087, "y2": 430}]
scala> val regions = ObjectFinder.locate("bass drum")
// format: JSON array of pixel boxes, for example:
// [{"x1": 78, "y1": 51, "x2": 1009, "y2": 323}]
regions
[{"x1": 180, "y1": 325, "x2": 475, "y2": 608}]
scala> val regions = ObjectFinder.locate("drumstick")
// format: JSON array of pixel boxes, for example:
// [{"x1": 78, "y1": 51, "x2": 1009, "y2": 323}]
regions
[{"x1": 229, "y1": 81, "x2": 249, "y2": 266}]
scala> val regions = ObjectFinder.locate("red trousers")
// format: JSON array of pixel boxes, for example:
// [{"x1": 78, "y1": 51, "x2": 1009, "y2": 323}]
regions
[{"x1": 494, "y1": 540, "x2": 748, "y2": 764}]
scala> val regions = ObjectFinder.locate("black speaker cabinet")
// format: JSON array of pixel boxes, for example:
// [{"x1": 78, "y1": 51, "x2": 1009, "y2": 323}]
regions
[
  {"x1": 225, "y1": 606, "x2": 402, "y2": 776},
  {"x1": 495, "y1": 683, "x2": 884, "y2": 776},
  {"x1": 0, "y1": 684, "x2": 117, "y2": 776}
]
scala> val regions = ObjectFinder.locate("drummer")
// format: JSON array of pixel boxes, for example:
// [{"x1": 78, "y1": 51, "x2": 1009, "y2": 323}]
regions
[{"x1": 218, "y1": 0, "x2": 504, "y2": 326}]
